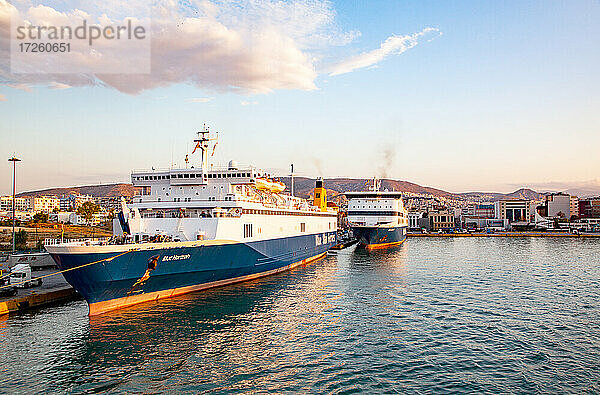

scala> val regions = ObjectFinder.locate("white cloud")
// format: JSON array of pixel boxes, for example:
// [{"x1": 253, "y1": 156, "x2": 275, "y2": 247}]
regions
[
  {"x1": 0, "y1": 0, "x2": 349, "y2": 94},
  {"x1": 188, "y1": 97, "x2": 212, "y2": 103},
  {"x1": 0, "y1": 1, "x2": 441, "y2": 95},
  {"x1": 328, "y1": 28, "x2": 441, "y2": 76},
  {"x1": 240, "y1": 100, "x2": 258, "y2": 106}
]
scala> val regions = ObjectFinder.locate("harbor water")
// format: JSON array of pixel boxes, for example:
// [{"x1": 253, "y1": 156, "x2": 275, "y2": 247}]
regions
[{"x1": 1, "y1": 237, "x2": 599, "y2": 393}]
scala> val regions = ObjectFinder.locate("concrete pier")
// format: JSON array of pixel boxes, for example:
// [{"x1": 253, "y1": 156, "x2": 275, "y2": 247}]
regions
[
  {"x1": 408, "y1": 232, "x2": 600, "y2": 238},
  {"x1": 0, "y1": 269, "x2": 78, "y2": 315}
]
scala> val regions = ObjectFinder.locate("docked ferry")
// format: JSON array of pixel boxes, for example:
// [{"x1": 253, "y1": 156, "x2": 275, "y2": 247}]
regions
[
  {"x1": 45, "y1": 127, "x2": 337, "y2": 315},
  {"x1": 345, "y1": 179, "x2": 408, "y2": 249}
]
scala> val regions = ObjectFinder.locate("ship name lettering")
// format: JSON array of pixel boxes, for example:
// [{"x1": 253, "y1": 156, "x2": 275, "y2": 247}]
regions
[{"x1": 162, "y1": 254, "x2": 191, "y2": 262}]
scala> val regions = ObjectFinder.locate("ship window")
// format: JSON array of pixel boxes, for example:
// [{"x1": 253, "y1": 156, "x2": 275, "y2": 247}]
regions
[
  {"x1": 184, "y1": 174, "x2": 189, "y2": 178},
  {"x1": 300, "y1": 223, "x2": 306, "y2": 232},
  {"x1": 244, "y1": 224, "x2": 253, "y2": 238}
]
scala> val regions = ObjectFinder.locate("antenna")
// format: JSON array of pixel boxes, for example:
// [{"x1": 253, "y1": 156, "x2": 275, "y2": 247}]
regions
[
  {"x1": 290, "y1": 164, "x2": 294, "y2": 197},
  {"x1": 192, "y1": 124, "x2": 218, "y2": 175}
]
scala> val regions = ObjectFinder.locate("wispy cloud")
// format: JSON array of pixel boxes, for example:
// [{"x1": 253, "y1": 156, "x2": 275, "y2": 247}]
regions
[
  {"x1": 0, "y1": 93, "x2": 6, "y2": 101},
  {"x1": 5, "y1": 83, "x2": 33, "y2": 92},
  {"x1": 240, "y1": 100, "x2": 257, "y2": 106},
  {"x1": 49, "y1": 82, "x2": 71, "y2": 90},
  {"x1": 328, "y1": 28, "x2": 441, "y2": 76},
  {"x1": 188, "y1": 97, "x2": 213, "y2": 103}
]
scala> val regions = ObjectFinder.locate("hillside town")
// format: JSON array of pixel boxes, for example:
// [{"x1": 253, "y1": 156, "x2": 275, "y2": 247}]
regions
[
  {"x1": 402, "y1": 192, "x2": 600, "y2": 233},
  {"x1": 0, "y1": 193, "x2": 128, "y2": 226}
]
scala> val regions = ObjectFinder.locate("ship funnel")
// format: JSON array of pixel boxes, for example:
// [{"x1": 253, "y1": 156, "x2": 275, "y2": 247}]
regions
[{"x1": 313, "y1": 177, "x2": 327, "y2": 212}]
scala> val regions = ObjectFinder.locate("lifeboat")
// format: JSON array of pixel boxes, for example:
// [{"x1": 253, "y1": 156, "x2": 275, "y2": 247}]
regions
[{"x1": 255, "y1": 178, "x2": 286, "y2": 193}]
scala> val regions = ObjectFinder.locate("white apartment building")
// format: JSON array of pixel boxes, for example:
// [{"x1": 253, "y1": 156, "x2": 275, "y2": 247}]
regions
[
  {"x1": 0, "y1": 196, "x2": 30, "y2": 212},
  {"x1": 29, "y1": 196, "x2": 60, "y2": 213}
]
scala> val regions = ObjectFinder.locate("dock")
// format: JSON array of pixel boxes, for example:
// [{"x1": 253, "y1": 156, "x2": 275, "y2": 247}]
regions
[
  {"x1": 0, "y1": 269, "x2": 78, "y2": 316},
  {"x1": 407, "y1": 232, "x2": 600, "y2": 238}
]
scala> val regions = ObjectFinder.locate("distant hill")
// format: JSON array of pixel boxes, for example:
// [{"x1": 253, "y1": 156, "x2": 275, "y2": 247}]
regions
[
  {"x1": 17, "y1": 183, "x2": 140, "y2": 198},
  {"x1": 16, "y1": 179, "x2": 548, "y2": 202},
  {"x1": 458, "y1": 188, "x2": 544, "y2": 202},
  {"x1": 280, "y1": 177, "x2": 455, "y2": 200}
]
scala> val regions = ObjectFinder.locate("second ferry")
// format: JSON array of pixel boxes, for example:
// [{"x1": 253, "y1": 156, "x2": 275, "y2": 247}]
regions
[
  {"x1": 45, "y1": 126, "x2": 338, "y2": 315},
  {"x1": 346, "y1": 178, "x2": 408, "y2": 249}
]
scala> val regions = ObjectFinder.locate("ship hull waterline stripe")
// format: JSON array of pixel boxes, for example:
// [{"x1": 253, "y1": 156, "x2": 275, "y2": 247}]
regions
[
  {"x1": 363, "y1": 239, "x2": 406, "y2": 250},
  {"x1": 88, "y1": 251, "x2": 327, "y2": 316}
]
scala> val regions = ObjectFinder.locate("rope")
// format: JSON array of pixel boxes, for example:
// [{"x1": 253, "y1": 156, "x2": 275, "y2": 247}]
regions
[{"x1": 0, "y1": 250, "x2": 131, "y2": 290}]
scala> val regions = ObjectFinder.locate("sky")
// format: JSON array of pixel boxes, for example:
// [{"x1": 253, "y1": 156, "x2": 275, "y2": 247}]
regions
[{"x1": 1, "y1": 0, "x2": 599, "y2": 195}]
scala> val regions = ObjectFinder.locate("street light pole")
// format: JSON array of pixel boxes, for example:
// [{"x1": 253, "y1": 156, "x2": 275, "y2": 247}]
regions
[{"x1": 8, "y1": 157, "x2": 21, "y2": 253}]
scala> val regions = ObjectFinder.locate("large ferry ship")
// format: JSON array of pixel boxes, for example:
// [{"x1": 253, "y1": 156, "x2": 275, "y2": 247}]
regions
[
  {"x1": 345, "y1": 179, "x2": 408, "y2": 249},
  {"x1": 45, "y1": 127, "x2": 338, "y2": 315}
]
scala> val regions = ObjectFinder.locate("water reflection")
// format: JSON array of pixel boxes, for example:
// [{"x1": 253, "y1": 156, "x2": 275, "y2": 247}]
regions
[{"x1": 0, "y1": 238, "x2": 599, "y2": 393}]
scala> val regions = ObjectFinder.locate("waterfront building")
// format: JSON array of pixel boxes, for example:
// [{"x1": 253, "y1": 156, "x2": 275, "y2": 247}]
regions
[
  {"x1": 408, "y1": 211, "x2": 424, "y2": 230},
  {"x1": 494, "y1": 199, "x2": 531, "y2": 223},
  {"x1": 570, "y1": 196, "x2": 579, "y2": 219},
  {"x1": 545, "y1": 192, "x2": 571, "y2": 218},
  {"x1": 465, "y1": 203, "x2": 495, "y2": 218},
  {"x1": 579, "y1": 197, "x2": 600, "y2": 218},
  {"x1": 29, "y1": 196, "x2": 60, "y2": 213},
  {"x1": 463, "y1": 217, "x2": 509, "y2": 230},
  {"x1": 428, "y1": 210, "x2": 454, "y2": 231}
]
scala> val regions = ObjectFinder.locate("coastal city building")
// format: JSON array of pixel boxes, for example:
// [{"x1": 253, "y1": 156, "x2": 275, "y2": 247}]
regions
[
  {"x1": 428, "y1": 210, "x2": 454, "y2": 231},
  {"x1": 570, "y1": 196, "x2": 579, "y2": 219},
  {"x1": 29, "y1": 196, "x2": 60, "y2": 213},
  {"x1": 494, "y1": 199, "x2": 530, "y2": 223},
  {"x1": 465, "y1": 203, "x2": 495, "y2": 218},
  {"x1": 545, "y1": 192, "x2": 571, "y2": 218},
  {"x1": 408, "y1": 211, "x2": 423, "y2": 230},
  {"x1": 0, "y1": 196, "x2": 30, "y2": 212},
  {"x1": 59, "y1": 193, "x2": 95, "y2": 211},
  {"x1": 579, "y1": 197, "x2": 600, "y2": 218}
]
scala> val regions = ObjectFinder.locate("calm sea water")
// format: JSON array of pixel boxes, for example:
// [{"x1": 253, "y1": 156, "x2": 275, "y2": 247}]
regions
[{"x1": 1, "y1": 237, "x2": 599, "y2": 394}]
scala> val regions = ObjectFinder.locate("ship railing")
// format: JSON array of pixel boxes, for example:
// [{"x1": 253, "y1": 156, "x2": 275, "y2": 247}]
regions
[{"x1": 43, "y1": 237, "x2": 111, "y2": 247}]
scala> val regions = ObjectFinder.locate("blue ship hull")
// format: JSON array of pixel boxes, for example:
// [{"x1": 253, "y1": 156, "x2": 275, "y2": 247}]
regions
[
  {"x1": 352, "y1": 226, "x2": 406, "y2": 249},
  {"x1": 49, "y1": 232, "x2": 336, "y2": 315}
]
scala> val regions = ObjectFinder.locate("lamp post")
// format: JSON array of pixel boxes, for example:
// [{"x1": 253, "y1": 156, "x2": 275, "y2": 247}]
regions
[{"x1": 8, "y1": 157, "x2": 21, "y2": 253}]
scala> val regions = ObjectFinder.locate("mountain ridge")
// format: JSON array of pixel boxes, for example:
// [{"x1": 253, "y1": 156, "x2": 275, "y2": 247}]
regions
[{"x1": 15, "y1": 180, "x2": 548, "y2": 202}]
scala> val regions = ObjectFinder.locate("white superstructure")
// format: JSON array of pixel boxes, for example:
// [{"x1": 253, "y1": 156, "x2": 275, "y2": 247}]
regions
[
  {"x1": 116, "y1": 126, "x2": 338, "y2": 243},
  {"x1": 346, "y1": 179, "x2": 408, "y2": 228}
]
